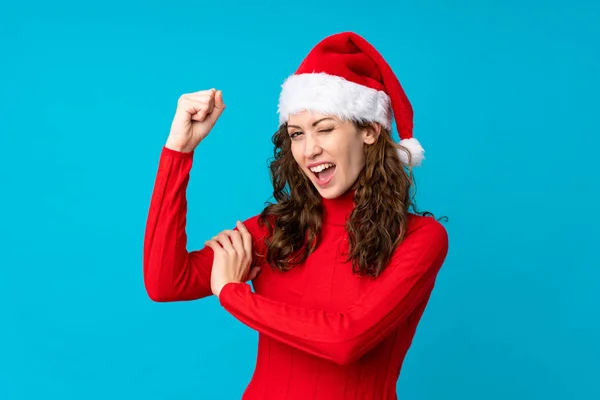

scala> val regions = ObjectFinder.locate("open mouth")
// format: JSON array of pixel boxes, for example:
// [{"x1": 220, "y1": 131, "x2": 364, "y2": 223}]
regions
[{"x1": 309, "y1": 163, "x2": 336, "y2": 186}]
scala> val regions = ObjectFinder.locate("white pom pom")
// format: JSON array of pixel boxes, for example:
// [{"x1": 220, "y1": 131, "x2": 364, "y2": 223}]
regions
[{"x1": 397, "y1": 138, "x2": 425, "y2": 167}]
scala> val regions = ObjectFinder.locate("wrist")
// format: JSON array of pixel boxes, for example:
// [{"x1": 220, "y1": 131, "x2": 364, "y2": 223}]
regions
[
  {"x1": 213, "y1": 281, "x2": 228, "y2": 299},
  {"x1": 165, "y1": 138, "x2": 194, "y2": 153}
]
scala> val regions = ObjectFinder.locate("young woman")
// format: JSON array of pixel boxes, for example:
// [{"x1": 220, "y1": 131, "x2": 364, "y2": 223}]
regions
[{"x1": 144, "y1": 32, "x2": 449, "y2": 400}]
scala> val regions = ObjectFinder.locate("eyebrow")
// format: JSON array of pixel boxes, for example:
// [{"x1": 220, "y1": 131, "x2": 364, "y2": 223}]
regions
[{"x1": 287, "y1": 117, "x2": 334, "y2": 129}]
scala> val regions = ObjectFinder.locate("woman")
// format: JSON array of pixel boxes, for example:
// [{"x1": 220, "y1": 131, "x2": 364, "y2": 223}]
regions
[{"x1": 144, "y1": 32, "x2": 449, "y2": 400}]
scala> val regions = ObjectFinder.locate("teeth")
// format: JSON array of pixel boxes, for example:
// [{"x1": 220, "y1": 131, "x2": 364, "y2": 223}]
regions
[{"x1": 309, "y1": 163, "x2": 335, "y2": 173}]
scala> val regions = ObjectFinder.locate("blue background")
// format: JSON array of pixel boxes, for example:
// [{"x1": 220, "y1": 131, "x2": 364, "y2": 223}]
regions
[{"x1": 1, "y1": 1, "x2": 599, "y2": 399}]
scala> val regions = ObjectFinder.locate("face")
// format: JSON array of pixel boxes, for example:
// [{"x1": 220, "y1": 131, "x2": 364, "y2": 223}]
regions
[{"x1": 287, "y1": 111, "x2": 380, "y2": 199}]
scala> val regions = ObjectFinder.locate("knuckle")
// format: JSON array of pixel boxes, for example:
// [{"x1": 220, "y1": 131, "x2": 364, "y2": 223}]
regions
[{"x1": 178, "y1": 94, "x2": 189, "y2": 104}]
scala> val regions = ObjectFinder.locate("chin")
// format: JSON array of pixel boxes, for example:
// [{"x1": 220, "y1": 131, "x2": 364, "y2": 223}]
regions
[{"x1": 315, "y1": 184, "x2": 347, "y2": 199}]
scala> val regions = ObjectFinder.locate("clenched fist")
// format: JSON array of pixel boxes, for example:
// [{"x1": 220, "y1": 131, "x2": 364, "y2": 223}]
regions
[
  {"x1": 205, "y1": 220, "x2": 262, "y2": 298},
  {"x1": 165, "y1": 88, "x2": 226, "y2": 153}
]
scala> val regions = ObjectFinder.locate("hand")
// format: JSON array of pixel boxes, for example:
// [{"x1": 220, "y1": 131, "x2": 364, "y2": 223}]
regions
[
  {"x1": 165, "y1": 88, "x2": 226, "y2": 153},
  {"x1": 205, "y1": 221, "x2": 262, "y2": 298}
]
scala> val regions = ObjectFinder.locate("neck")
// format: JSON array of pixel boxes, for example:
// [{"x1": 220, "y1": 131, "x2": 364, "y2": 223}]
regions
[{"x1": 321, "y1": 188, "x2": 356, "y2": 226}]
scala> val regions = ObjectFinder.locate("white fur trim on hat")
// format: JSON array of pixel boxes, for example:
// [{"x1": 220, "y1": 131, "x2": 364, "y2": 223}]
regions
[
  {"x1": 278, "y1": 73, "x2": 392, "y2": 129},
  {"x1": 397, "y1": 138, "x2": 425, "y2": 167}
]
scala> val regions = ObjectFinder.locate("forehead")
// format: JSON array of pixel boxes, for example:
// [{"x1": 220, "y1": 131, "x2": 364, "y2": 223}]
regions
[{"x1": 287, "y1": 110, "x2": 341, "y2": 126}]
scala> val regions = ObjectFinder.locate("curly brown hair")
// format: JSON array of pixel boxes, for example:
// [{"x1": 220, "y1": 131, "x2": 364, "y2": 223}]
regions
[{"x1": 257, "y1": 121, "x2": 447, "y2": 278}]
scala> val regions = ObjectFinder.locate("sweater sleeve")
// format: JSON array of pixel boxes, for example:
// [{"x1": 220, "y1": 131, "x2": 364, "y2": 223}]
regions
[
  {"x1": 143, "y1": 145, "x2": 266, "y2": 302},
  {"x1": 218, "y1": 219, "x2": 449, "y2": 365},
  {"x1": 143, "y1": 145, "x2": 215, "y2": 301}
]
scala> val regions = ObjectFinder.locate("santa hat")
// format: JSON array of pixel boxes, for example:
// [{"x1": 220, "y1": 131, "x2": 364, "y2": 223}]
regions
[{"x1": 277, "y1": 32, "x2": 425, "y2": 167}]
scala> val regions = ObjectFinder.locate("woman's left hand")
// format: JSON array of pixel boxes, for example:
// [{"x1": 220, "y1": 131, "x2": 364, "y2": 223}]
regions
[{"x1": 205, "y1": 220, "x2": 261, "y2": 298}]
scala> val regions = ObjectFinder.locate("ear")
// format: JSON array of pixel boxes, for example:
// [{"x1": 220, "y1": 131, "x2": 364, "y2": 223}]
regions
[{"x1": 361, "y1": 122, "x2": 381, "y2": 145}]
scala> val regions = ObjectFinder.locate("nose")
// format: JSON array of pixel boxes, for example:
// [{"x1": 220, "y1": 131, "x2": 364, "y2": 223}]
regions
[{"x1": 303, "y1": 132, "x2": 322, "y2": 159}]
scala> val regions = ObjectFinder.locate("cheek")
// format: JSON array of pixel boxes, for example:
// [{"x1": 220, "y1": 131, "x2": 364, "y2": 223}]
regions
[
  {"x1": 290, "y1": 142, "x2": 301, "y2": 164},
  {"x1": 348, "y1": 153, "x2": 366, "y2": 179},
  {"x1": 337, "y1": 144, "x2": 365, "y2": 181},
  {"x1": 348, "y1": 139, "x2": 366, "y2": 166},
  {"x1": 290, "y1": 143, "x2": 307, "y2": 174}
]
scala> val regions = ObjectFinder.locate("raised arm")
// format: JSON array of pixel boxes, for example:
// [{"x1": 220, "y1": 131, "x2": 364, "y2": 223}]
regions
[
  {"x1": 144, "y1": 88, "x2": 231, "y2": 302},
  {"x1": 217, "y1": 219, "x2": 449, "y2": 365}
]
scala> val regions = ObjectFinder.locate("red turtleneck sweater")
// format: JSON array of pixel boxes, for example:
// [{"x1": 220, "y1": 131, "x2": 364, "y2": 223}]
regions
[{"x1": 144, "y1": 146, "x2": 449, "y2": 400}]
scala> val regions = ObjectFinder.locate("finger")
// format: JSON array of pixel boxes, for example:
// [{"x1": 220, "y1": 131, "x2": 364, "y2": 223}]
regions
[
  {"x1": 186, "y1": 89, "x2": 216, "y2": 102},
  {"x1": 216, "y1": 232, "x2": 235, "y2": 254},
  {"x1": 247, "y1": 266, "x2": 261, "y2": 281},
  {"x1": 193, "y1": 91, "x2": 215, "y2": 113},
  {"x1": 236, "y1": 220, "x2": 252, "y2": 258},
  {"x1": 179, "y1": 98, "x2": 210, "y2": 122},
  {"x1": 214, "y1": 90, "x2": 225, "y2": 111},
  {"x1": 182, "y1": 88, "x2": 216, "y2": 98},
  {"x1": 193, "y1": 88, "x2": 216, "y2": 97},
  {"x1": 192, "y1": 108, "x2": 208, "y2": 122},
  {"x1": 204, "y1": 239, "x2": 224, "y2": 255},
  {"x1": 191, "y1": 108, "x2": 208, "y2": 122},
  {"x1": 206, "y1": 90, "x2": 225, "y2": 122},
  {"x1": 224, "y1": 229, "x2": 245, "y2": 258}
]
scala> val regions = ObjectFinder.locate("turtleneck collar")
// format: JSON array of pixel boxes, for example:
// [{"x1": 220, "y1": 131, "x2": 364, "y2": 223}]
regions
[{"x1": 321, "y1": 188, "x2": 356, "y2": 226}]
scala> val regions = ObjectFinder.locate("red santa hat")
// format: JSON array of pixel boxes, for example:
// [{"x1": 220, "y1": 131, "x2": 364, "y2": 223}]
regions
[{"x1": 277, "y1": 32, "x2": 425, "y2": 167}]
